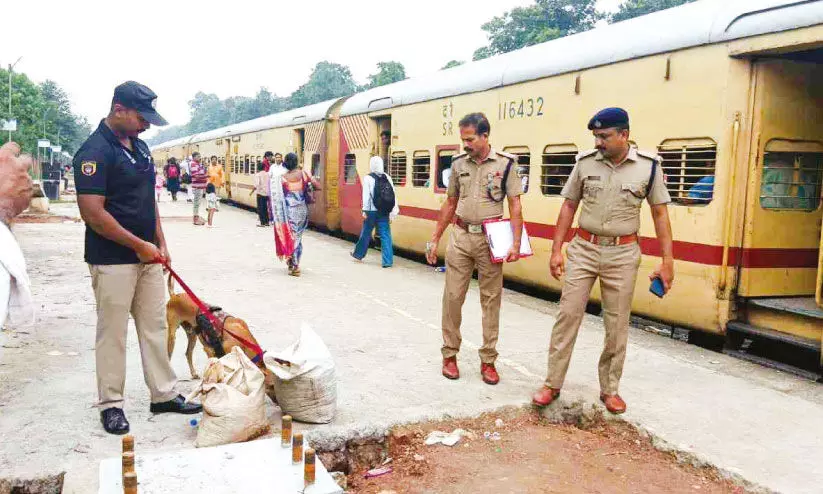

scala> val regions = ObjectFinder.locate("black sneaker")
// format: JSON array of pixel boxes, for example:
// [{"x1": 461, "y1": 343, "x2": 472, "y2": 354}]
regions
[
  {"x1": 101, "y1": 407, "x2": 130, "y2": 435},
  {"x1": 149, "y1": 394, "x2": 202, "y2": 414}
]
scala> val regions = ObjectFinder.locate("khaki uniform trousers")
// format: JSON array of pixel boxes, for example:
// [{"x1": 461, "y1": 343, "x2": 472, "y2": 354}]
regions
[
  {"x1": 441, "y1": 227, "x2": 504, "y2": 364},
  {"x1": 89, "y1": 263, "x2": 178, "y2": 408},
  {"x1": 545, "y1": 236, "x2": 641, "y2": 395}
]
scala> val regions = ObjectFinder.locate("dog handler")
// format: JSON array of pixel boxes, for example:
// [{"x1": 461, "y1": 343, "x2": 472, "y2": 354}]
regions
[{"x1": 74, "y1": 82, "x2": 202, "y2": 435}]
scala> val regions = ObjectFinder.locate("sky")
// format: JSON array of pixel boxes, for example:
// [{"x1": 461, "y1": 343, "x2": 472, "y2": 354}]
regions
[{"x1": 2, "y1": 0, "x2": 623, "y2": 139}]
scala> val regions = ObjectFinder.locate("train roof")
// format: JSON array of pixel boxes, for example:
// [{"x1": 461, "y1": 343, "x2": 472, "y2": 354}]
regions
[
  {"x1": 339, "y1": 0, "x2": 823, "y2": 117},
  {"x1": 150, "y1": 98, "x2": 340, "y2": 150}
]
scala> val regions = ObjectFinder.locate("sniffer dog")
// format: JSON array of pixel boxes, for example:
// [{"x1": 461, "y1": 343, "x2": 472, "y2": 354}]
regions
[{"x1": 165, "y1": 274, "x2": 271, "y2": 386}]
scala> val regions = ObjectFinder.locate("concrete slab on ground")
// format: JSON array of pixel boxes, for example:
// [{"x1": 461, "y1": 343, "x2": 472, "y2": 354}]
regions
[
  {"x1": 98, "y1": 437, "x2": 341, "y2": 494},
  {"x1": 1, "y1": 197, "x2": 822, "y2": 493}
]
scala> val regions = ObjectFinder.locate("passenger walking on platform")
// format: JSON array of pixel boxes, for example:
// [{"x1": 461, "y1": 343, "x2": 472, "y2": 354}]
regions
[
  {"x1": 73, "y1": 82, "x2": 201, "y2": 435},
  {"x1": 180, "y1": 156, "x2": 192, "y2": 203},
  {"x1": 205, "y1": 183, "x2": 219, "y2": 228},
  {"x1": 163, "y1": 157, "x2": 181, "y2": 201},
  {"x1": 271, "y1": 152, "x2": 321, "y2": 276},
  {"x1": 351, "y1": 156, "x2": 398, "y2": 268},
  {"x1": 154, "y1": 170, "x2": 164, "y2": 203},
  {"x1": 426, "y1": 112, "x2": 524, "y2": 385},
  {"x1": 532, "y1": 108, "x2": 674, "y2": 415},
  {"x1": 189, "y1": 152, "x2": 208, "y2": 225},
  {"x1": 250, "y1": 160, "x2": 271, "y2": 227}
]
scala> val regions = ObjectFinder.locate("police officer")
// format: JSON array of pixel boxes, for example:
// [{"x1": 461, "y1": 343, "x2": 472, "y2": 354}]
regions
[
  {"x1": 426, "y1": 112, "x2": 523, "y2": 385},
  {"x1": 532, "y1": 108, "x2": 674, "y2": 414},
  {"x1": 74, "y1": 82, "x2": 202, "y2": 435}
]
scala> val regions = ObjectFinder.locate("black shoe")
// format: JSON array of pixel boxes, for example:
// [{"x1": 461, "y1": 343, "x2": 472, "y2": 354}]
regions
[
  {"x1": 101, "y1": 407, "x2": 130, "y2": 435},
  {"x1": 149, "y1": 394, "x2": 203, "y2": 415}
]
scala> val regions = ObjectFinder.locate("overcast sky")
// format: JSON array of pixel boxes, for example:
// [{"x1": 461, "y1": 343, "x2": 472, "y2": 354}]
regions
[{"x1": 3, "y1": 0, "x2": 622, "y2": 139}]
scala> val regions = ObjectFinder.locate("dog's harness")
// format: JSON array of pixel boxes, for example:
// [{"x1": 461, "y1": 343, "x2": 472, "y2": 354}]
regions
[{"x1": 156, "y1": 258, "x2": 265, "y2": 364}]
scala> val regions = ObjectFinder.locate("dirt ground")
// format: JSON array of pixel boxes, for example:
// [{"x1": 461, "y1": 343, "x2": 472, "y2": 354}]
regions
[{"x1": 348, "y1": 409, "x2": 745, "y2": 494}]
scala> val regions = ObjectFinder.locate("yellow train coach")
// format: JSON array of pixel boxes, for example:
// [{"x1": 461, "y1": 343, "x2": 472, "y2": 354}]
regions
[{"x1": 153, "y1": 0, "x2": 823, "y2": 372}]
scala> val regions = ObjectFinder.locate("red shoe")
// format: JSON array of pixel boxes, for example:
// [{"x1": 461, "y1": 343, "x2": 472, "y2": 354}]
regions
[
  {"x1": 480, "y1": 363, "x2": 499, "y2": 385},
  {"x1": 442, "y1": 357, "x2": 459, "y2": 380},
  {"x1": 532, "y1": 386, "x2": 561, "y2": 407},
  {"x1": 600, "y1": 394, "x2": 627, "y2": 414}
]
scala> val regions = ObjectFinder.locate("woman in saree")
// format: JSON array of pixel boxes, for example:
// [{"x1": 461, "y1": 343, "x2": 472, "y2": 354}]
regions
[{"x1": 270, "y1": 152, "x2": 321, "y2": 276}]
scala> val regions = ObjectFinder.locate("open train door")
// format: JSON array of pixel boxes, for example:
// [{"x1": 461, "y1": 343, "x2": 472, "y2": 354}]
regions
[{"x1": 725, "y1": 37, "x2": 823, "y2": 375}]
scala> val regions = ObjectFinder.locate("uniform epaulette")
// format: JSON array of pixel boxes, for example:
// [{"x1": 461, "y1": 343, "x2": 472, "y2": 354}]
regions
[
  {"x1": 636, "y1": 150, "x2": 660, "y2": 162},
  {"x1": 495, "y1": 150, "x2": 517, "y2": 160},
  {"x1": 452, "y1": 153, "x2": 468, "y2": 161},
  {"x1": 576, "y1": 149, "x2": 598, "y2": 160}
]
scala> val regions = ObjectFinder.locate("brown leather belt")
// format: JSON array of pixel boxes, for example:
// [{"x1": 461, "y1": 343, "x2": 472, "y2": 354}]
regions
[
  {"x1": 455, "y1": 217, "x2": 499, "y2": 234},
  {"x1": 577, "y1": 229, "x2": 638, "y2": 246}
]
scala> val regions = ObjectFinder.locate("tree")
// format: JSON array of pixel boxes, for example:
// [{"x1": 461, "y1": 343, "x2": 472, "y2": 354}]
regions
[
  {"x1": 289, "y1": 62, "x2": 358, "y2": 108},
  {"x1": 441, "y1": 60, "x2": 465, "y2": 70},
  {"x1": 612, "y1": 0, "x2": 696, "y2": 23},
  {"x1": 472, "y1": 0, "x2": 602, "y2": 60},
  {"x1": 366, "y1": 61, "x2": 406, "y2": 89}
]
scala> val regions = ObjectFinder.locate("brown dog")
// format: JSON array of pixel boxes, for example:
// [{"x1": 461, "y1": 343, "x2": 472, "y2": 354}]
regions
[{"x1": 165, "y1": 274, "x2": 268, "y2": 381}]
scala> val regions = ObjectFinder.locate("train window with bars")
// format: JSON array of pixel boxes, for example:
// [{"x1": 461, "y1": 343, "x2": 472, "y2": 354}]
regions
[
  {"x1": 657, "y1": 138, "x2": 717, "y2": 205},
  {"x1": 437, "y1": 148, "x2": 458, "y2": 191},
  {"x1": 503, "y1": 146, "x2": 531, "y2": 194},
  {"x1": 412, "y1": 151, "x2": 431, "y2": 188},
  {"x1": 244, "y1": 155, "x2": 250, "y2": 175},
  {"x1": 389, "y1": 152, "x2": 407, "y2": 187},
  {"x1": 541, "y1": 144, "x2": 577, "y2": 196},
  {"x1": 760, "y1": 139, "x2": 823, "y2": 211},
  {"x1": 344, "y1": 154, "x2": 357, "y2": 185}
]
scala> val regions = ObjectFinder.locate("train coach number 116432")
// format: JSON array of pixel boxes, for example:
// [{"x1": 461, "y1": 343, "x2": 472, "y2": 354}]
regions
[{"x1": 499, "y1": 98, "x2": 544, "y2": 120}]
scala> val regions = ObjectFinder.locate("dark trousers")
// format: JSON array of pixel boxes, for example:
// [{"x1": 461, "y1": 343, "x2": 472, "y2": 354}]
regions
[{"x1": 256, "y1": 195, "x2": 270, "y2": 225}]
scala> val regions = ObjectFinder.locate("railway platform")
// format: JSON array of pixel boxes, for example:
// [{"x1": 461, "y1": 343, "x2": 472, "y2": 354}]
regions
[{"x1": 1, "y1": 199, "x2": 822, "y2": 493}]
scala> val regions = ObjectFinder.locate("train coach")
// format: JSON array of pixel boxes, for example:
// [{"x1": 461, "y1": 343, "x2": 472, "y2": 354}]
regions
[{"x1": 153, "y1": 0, "x2": 823, "y2": 371}]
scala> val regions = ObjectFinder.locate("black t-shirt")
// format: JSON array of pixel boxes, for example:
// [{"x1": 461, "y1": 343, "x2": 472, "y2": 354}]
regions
[{"x1": 73, "y1": 120, "x2": 157, "y2": 265}]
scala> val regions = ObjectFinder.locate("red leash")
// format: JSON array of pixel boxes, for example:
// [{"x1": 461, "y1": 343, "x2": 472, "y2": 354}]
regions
[{"x1": 156, "y1": 258, "x2": 265, "y2": 364}]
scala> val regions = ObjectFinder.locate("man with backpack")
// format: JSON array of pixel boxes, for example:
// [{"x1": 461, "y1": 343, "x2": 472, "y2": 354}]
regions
[
  {"x1": 163, "y1": 157, "x2": 181, "y2": 201},
  {"x1": 351, "y1": 156, "x2": 399, "y2": 268}
]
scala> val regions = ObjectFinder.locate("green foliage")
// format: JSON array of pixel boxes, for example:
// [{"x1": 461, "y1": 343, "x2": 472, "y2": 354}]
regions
[
  {"x1": 0, "y1": 69, "x2": 90, "y2": 156},
  {"x1": 612, "y1": 0, "x2": 696, "y2": 23},
  {"x1": 441, "y1": 60, "x2": 465, "y2": 70},
  {"x1": 366, "y1": 61, "x2": 407, "y2": 89},
  {"x1": 473, "y1": 0, "x2": 603, "y2": 60},
  {"x1": 289, "y1": 61, "x2": 358, "y2": 109}
]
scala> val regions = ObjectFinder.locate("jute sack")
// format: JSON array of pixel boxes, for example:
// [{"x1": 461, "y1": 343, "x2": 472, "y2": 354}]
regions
[
  {"x1": 186, "y1": 346, "x2": 269, "y2": 447},
  {"x1": 265, "y1": 324, "x2": 337, "y2": 424}
]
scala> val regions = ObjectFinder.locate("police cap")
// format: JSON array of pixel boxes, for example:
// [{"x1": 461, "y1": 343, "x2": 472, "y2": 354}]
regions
[
  {"x1": 587, "y1": 107, "x2": 629, "y2": 131},
  {"x1": 112, "y1": 81, "x2": 168, "y2": 126}
]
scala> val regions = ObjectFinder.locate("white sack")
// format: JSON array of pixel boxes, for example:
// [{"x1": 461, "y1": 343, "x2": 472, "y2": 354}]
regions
[
  {"x1": 187, "y1": 346, "x2": 268, "y2": 448},
  {"x1": 265, "y1": 324, "x2": 337, "y2": 424}
]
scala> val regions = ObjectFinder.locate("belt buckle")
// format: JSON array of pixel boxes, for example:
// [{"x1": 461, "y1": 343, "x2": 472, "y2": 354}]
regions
[
  {"x1": 596, "y1": 236, "x2": 616, "y2": 246},
  {"x1": 468, "y1": 224, "x2": 483, "y2": 234}
]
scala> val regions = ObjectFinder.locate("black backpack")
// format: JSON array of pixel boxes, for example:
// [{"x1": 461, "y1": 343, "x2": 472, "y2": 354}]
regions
[{"x1": 369, "y1": 173, "x2": 395, "y2": 214}]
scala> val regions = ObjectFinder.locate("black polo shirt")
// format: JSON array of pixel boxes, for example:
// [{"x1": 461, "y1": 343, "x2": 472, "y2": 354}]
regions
[{"x1": 73, "y1": 120, "x2": 157, "y2": 265}]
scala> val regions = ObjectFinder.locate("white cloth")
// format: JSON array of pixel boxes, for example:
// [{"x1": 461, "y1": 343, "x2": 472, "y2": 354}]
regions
[
  {"x1": 0, "y1": 222, "x2": 34, "y2": 329},
  {"x1": 362, "y1": 156, "x2": 399, "y2": 218},
  {"x1": 268, "y1": 165, "x2": 287, "y2": 199}
]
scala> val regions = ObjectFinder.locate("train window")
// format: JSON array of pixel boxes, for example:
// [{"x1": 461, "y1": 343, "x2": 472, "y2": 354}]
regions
[
  {"x1": 436, "y1": 148, "x2": 458, "y2": 191},
  {"x1": 541, "y1": 145, "x2": 577, "y2": 196},
  {"x1": 389, "y1": 152, "x2": 407, "y2": 187},
  {"x1": 760, "y1": 139, "x2": 823, "y2": 211},
  {"x1": 344, "y1": 154, "x2": 357, "y2": 184},
  {"x1": 503, "y1": 146, "x2": 531, "y2": 194},
  {"x1": 244, "y1": 155, "x2": 250, "y2": 175},
  {"x1": 311, "y1": 153, "x2": 321, "y2": 177},
  {"x1": 658, "y1": 138, "x2": 717, "y2": 206},
  {"x1": 412, "y1": 151, "x2": 431, "y2": 188}
]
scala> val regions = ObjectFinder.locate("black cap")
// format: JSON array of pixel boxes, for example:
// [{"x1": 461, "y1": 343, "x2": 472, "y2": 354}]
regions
[
  {"x1": 112, "y1": 81, "x2": 168, "y2": 126},
  {"x1": 587, "y1": 107, "x2": 629, "y2": 131}
]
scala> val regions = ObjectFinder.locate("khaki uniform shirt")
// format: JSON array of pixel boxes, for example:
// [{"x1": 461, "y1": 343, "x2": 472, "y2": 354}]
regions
[
  {"x1": 561, "y1": 146, "x2": 670, "y2": 237},
  {"x1": 447, "y1": 148, "x2": 523, "y2": 224}
]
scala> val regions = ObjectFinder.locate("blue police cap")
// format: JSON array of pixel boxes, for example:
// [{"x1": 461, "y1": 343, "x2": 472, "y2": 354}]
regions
[{"x1": 587, "y1": 107, "x2": 629, "y2": 131}]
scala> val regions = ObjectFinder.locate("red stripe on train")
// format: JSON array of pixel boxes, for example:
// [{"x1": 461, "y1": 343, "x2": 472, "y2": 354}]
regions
[{"x1": 397, "y1": 206, "x2": 819, "y2": 268}]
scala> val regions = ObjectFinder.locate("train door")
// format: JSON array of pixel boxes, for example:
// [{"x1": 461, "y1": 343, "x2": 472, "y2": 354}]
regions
[
  {"x1": 294, "y1": 128, "x2": 305, "y2": 165},
  {"x1": 733, "y1": 54, "x2": 823, "y2": 355},
  {"x1": 223, "y1": 138, "x2": 232, "y2": 200},
  {"x1": 374, "y1": 116, "x2": 392, "y2": 166}
]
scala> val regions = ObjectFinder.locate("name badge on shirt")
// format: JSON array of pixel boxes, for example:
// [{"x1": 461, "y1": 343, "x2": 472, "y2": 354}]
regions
[{"x1": 586, "y1": 176, "x2": 601, "y2": 181}]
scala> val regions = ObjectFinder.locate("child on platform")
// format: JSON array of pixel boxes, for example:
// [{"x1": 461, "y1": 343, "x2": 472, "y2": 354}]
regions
[{"x1": 206, "y1": 183, "x2": 219, "y2": 227}]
